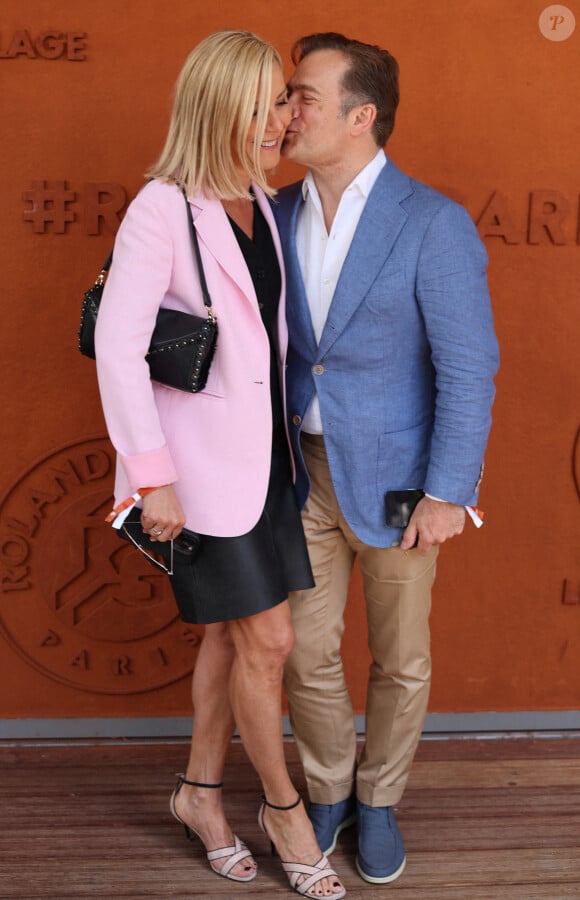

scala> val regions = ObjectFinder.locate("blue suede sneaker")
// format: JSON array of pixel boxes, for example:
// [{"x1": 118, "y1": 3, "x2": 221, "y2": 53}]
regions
[
  {"x1": 307, "y1": 795, "x2": 357, "y2": 855},
  {"x1": 355, "y1": 801, "x2": 406, "y2": 884}
]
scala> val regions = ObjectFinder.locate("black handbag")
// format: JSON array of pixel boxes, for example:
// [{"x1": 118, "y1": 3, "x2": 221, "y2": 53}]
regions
[{"x1": 78, "y1": 189, "x2": 218, "y2": 394}]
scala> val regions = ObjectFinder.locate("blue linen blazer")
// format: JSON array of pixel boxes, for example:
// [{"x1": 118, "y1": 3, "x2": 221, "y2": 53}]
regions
[{"x1": 274, "y1": 156, "x2": 499, "y2": 548}]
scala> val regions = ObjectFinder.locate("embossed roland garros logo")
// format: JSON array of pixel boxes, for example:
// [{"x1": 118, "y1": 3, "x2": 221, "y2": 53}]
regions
[{"x1": 0, "y1": 438, "x2": 201, "y2": 694}]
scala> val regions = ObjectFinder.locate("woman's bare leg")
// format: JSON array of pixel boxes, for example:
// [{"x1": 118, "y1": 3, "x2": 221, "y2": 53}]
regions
[
  {"x1": 172, "y1": 623, "x2": 257, "y2": 878},
  {"x1": 228, "y1": 602, "x2": 344, "y2": 897}
]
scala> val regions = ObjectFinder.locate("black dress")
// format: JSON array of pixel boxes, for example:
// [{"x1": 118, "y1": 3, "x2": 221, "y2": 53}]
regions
[{"x1": 168, "y1": 201, "x2": 314, "y2": 624}]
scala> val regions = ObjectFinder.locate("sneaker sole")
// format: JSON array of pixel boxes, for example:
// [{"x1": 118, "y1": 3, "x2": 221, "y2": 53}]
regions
[
  {"x1": 321, "y1": 813, "x2": 357, "y2": 856},
  {"x1": 356, "y1": 854, "x2": 406, "y2": 884}
]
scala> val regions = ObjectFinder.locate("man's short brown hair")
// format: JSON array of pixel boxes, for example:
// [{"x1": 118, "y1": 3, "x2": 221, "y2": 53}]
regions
[{"x1": 292, "y1": 32, "x2": 399, "y2": 147}]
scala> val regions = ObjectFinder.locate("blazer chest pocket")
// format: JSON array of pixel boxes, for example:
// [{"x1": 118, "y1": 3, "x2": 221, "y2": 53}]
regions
[{"x1": 364, "y1": 265, "x2": 407, "y2": 316}]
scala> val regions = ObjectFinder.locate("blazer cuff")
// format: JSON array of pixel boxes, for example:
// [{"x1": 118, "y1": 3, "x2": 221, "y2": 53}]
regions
[{"x1": 120, "y1": 444, "x2": 178, "y2": 492}]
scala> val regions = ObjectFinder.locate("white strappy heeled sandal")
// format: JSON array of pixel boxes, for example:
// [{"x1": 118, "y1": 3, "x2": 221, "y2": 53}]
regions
[
  {"x1": 170, "y1": 773, "x2": 257, "y2": 882},
  {"x1": 258, "y1": 794, "x2": 346, "y2": 898}
]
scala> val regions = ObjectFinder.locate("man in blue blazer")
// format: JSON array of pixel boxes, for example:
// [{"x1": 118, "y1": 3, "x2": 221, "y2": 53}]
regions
[{"x1": 275, "y1": 33, "x2": 499, "y2": 885}]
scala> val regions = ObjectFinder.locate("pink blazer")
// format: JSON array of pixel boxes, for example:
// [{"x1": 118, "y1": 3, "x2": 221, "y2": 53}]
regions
[{"x1": 95, "y1": 179, "x2": 289, "y2": 536}]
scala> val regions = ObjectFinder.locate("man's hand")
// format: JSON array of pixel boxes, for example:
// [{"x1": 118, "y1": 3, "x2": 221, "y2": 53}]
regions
[
  {"x1": 400, "y1": 496, "x2": 465, "y2": 556},
  {"x1": 140, "y1": 485, "x2": 186, "y2": 542}
]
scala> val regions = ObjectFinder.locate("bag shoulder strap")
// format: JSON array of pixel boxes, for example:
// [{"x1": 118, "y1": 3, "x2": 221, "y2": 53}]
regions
[
  {"x1": 94, "y1": 185, "x2": 214, "y2": 317},
  {"x1": 90, "y1": 252, "x2": 112, "y2": 289},
  {"x1": 100, "y1": 253, "x2": 113, "y2": 277},
  {"x1": 181, "y1": 188, "x2": 213, "y2": 314}
]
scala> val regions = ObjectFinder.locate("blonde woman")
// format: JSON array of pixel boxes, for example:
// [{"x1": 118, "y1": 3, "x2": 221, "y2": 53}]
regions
[{"x1": 95, "y1": 30, "x2": 345, "y2": 900}]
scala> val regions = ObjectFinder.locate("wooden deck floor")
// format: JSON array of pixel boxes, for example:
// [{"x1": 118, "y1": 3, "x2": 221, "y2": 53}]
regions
[{"x1": 1, "y1": 736, "x2": 579, "y2": 899}]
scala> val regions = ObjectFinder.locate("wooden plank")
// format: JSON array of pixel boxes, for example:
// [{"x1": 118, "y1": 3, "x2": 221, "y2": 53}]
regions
[
  {"x1": 1, "y1": 738, "x2": 580, "y2": 898},
  {"x1": 408, "y1": 758, "x2": 580, "y2": 789},
  {"x1": 414, "y1": 737, "x2": 580, "y2": 762}
]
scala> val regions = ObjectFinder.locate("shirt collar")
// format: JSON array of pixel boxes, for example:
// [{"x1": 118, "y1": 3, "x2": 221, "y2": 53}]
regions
[{"x1": 301, "y1": 149, "x2": 386, "y2": 201}]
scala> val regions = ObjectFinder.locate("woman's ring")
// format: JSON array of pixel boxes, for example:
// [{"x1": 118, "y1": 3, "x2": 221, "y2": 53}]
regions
[{"x1": 151, "y1": 528, "x2": 162, "y2": 535}]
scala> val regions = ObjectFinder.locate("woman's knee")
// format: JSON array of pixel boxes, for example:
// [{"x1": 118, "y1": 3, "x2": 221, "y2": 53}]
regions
[
  {"x1": 268, "y1": 620, "x2": 295, "y2": 662},
  {"x1": 231, "y1": 605, "x2": 295, "y2": 666}
]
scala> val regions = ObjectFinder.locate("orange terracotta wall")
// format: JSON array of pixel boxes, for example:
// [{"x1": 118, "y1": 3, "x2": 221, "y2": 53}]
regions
[{"x1": 0, "y1": 0, "x2": 578, "y2": 721}]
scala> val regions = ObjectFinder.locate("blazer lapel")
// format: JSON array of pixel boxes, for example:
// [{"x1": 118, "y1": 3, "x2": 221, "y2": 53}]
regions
[
  {"x1": 187, "y1": 194, "x2": 258, "y2": 308},
  {"x1": 276, "y1": 185, "x2": 318, "y2": 355},
  {"x1": 317, "y1": 161, "x2": 413, "y2": 358}
]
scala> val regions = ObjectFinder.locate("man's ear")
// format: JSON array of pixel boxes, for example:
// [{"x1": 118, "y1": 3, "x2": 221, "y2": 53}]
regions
[{"x1": 351, "y1": 103, "x2": 377, "y2": 136}]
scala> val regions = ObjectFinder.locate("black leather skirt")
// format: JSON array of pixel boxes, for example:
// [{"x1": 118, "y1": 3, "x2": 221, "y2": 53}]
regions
[{"x1": 169, "y1": 426, "x2": 314, "y2": 624}]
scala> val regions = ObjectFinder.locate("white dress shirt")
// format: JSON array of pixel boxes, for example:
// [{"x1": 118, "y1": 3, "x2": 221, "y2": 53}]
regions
[{"x1": 296, "y1": 150, "x2": 386, "y2": 434}]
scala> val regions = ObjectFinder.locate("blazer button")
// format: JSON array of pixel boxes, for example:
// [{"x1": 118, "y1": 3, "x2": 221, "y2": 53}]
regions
[
  {"x1": 292, "y1": 415, "x2": 302, "y2": 426},
  {"x1": 312, "y1": 364, "x2": 325, "y2": 375}
]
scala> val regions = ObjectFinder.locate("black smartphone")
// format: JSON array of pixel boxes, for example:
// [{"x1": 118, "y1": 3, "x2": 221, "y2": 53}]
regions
[
  {"x1": 384, "y1": 489, "x2": 425, "y2": 528},
  {"x1": 172, "y1": 528, "x2": 202, "y2": 559}
]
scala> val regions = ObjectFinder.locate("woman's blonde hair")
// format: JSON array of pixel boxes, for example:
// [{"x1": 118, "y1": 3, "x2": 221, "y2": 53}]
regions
[{"x1": 146, "y1": 30, "x2": 282, "y2": 199}]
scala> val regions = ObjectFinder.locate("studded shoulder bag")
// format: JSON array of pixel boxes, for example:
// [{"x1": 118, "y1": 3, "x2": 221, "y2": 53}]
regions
[{"x1": 78, "y1": 188, "x2": 218, "y2": 394}]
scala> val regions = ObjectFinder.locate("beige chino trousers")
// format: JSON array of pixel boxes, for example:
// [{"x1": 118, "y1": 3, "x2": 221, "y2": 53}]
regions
[{"x1": 284, "y1": 433, "x2": 438, "y2": 808}]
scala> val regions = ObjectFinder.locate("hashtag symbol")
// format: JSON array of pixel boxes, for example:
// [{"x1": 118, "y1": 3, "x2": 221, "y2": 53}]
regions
[{"x1": 23, "y1": 180, "x2": 76, "y2": 233}]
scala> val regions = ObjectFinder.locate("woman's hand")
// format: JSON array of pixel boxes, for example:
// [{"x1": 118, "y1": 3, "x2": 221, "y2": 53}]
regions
[{"x1": 140, "y1": 485, "x2": 186, "y2": 542}]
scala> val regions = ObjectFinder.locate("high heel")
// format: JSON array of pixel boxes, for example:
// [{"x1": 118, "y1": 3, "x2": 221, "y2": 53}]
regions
[
  {"x1": 258, "y1": 794, "x2": 346, "y2": 899},
  {"x1": 170, "y1": 773, "x2": 257, "y2": 882}
]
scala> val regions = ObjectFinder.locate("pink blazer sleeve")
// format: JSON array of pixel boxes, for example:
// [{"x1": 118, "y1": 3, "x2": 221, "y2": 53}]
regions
[{"x1": 94, "y1": 184, "x2": 179, "y2": 489}]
